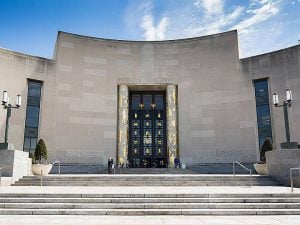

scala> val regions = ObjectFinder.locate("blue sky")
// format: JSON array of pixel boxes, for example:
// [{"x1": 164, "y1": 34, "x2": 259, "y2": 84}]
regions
[{"x1": 0, "y1": 0, "x2": 299, "y2": 58}]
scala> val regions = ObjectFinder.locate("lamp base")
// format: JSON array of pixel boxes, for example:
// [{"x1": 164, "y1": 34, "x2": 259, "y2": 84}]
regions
[
  {"x1": 280, "y1": 142, "x2": 299, "y2": 149},
  {"x1": 0, "y1": 143, "x2": 15, "y2": 150}
]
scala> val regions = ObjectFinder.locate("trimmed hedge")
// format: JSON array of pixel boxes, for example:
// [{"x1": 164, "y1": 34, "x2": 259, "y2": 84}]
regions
[
  {"x1": 34, "y1": 139, "x2": 48, "y2": 163},
  {"x1": 260, "y1": 139, "x2": 273, "y2": 163}
]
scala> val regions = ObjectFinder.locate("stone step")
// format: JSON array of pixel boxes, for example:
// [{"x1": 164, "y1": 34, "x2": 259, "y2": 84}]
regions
[
  {"x1": 20, "y1": 175, "x2": 274, "y2": 180},
  {"x1": 0, "y1": 208, "x2": 300, "y2": 215},
  {"x1": 12, "y1": 179, "x2": 279, "y2": 184},
  {"x1": 1, "y1": 202, "x2": 300, "y2": 209},
  {"x1": 105, "y1": 168, "x2": 198, "y2": 174},
  {"x1": 12, "y1": 182, "x2": 278, "y2": 186},
  {"x1": 14, "y1": 177, "x2": 277, "y2": 181},
  {"x1": 1, "y1": 190, "x2": 299, "y2": 215},
  {"x1": 2, "y1": 193, "x2": 299, "y2": 198},
  {"x1": 15, "y1": 179, "x2": 276, "y2": 183},
  {"x1": 13, "y1": 174, "x2": 280, "y2": 186},
  {"x1": 1, "y1": 197, "x2": 300, "y2": 203}
]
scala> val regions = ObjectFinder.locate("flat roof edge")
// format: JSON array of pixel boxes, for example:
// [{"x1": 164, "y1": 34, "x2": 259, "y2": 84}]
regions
[
  {"x1": 241, "y1": 44, "x2": 300, "y2": 61},
  {"x1": 0, "y1": 47, "x2": 55, "y2": 62},
  {"x1": 58, "y1": 30, "x2": 238, "y2": 43}
]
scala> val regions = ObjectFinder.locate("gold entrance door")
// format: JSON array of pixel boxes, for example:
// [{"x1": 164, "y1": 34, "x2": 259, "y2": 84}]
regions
[{"x1": 128, "y1": 92, "x2": 167, "y2": 168}]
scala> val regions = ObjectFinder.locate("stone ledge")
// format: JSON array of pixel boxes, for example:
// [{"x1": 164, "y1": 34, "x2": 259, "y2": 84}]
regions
[
  {"x1": 0, "y1": 149, "x2": 30, "y2": 183},
  {"x1": 266, "y1": 149, "x2": 300, "y2": 186}
]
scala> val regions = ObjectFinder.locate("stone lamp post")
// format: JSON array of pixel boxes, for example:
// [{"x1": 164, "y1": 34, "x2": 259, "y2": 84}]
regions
[
  {"x1": 0, "y1": 91, "x2": 22, "y2": 150},
  {"x1": 273, "y1": 89, "x2": 298, "y2": 149}
]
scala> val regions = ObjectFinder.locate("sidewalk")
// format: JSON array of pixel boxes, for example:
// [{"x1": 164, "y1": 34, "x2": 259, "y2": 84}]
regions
[
  {"x1": 0, "y1": 185, "x2": 298, "y2": 195},
  {"x1": 0, "y1": 215, "x2": 299, "y2": 225}
]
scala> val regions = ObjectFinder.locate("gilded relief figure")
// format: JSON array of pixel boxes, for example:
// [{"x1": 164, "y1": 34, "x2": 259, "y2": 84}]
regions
[
  {"x1": 119, "y1": 129, "x2": 123, "y2": 143},
  {"x1": 119, "y1": 95, "x2": 123, "y2": 108},
  {"x1": 123, "y1": 146, "x2": 127, "y2": 158},
  {"x1": 118, "y1": 85, "x2": 129, "y2": 165},
  {"x1": 172, "y1": 89, "x2": 176, "y2": 105},
  {"x1": 169, "y1": 133, "x2": 176, "y2": 145},
  {"x1": 119, "y1": 90, "x2": 127, "y2": 108},
  {"x1": 124, "y1": 129, "x2": 128, "y2": 141},
  {"x1": 119, "y1": 129, "x2": 128, "y2": 145},
  {"x1": 171, "y1": 120, "x2": 176, "y2": 128},
  {"x1": 166, "y1": 85, "x2": 177, "y2": 167},
  {"x1": 121, "y1": 108, "x2": 127, "y2": 124},
  {"x1": 169, "y1": 154, "x2": 175, "y2": 167},
  {"x1": 168, "y1": 107, "x2": 173, "y2": 118}
]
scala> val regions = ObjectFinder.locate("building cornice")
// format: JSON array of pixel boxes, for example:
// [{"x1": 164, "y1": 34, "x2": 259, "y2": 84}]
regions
[
  {"x1": 241, "y1": 44, "x2": 300, "y2": 61},
  {"x1": 0, "y1": 47, "x2": 55, "y2": 63},
  {"x1": 57, "y1": 30, "x2": 238, "y2": 44}
]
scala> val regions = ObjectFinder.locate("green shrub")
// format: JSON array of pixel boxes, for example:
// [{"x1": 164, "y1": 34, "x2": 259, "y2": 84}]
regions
[
  {"x1": 260, "y1": 139, "x2": 273, "y2": 163},
  {"x1": 34, "y1": 139, "x2": 48, "y2": 163}
]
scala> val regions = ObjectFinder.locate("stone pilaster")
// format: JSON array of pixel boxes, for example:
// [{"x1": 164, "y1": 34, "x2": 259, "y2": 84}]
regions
[
  {"x1": 117, "y1": 85, "x2": 129, "y2": 164},
  {"x1": 167, "y1": 84, "x2": 178, "y2": 167}
]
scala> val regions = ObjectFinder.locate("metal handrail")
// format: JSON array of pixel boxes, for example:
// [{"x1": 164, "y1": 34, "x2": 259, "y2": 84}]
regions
[
  {"x1": 233, "y1": 161, "x2": 252, "y2": 187},
  {"x1": 290, "y1": 167, "x2": 300, "y2": 192},
  {"x1": 52, "y1": 161, "x2": 61, "y2": 176}
]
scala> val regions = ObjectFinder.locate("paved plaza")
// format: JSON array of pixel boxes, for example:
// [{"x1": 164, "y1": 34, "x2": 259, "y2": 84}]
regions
[
  {"x1": 0, "y1": 215, "x2": 300, "y2": 225},
  {"x1": 0, "y1": 185, "x2": 298, "y2": 195}
]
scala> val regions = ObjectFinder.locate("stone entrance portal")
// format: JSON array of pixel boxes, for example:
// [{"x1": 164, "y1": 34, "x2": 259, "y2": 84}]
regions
[{"x1": 117, "y1": 84, "x2": 178, "y2": 168}]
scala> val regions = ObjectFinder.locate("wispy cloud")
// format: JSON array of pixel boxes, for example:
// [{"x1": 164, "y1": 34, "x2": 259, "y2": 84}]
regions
[
  {"x1": 123, "y1": 0, "x2": 300, "y2": 57},
  {"x1": 232, "y1": 0, "x2": 281, "y2": 33},
  {"x1": 141, "y1": 15, "x2": 169, "y2": 40},
  {"x1": 124, "y1": 0, "x2": 169, "y2": 41},
  {"x1": 186, "y1": 3, "x2": 245, "y2": 36},
  {"x1": 194, "y1": 0, "x2": 224, "y2": 16}
]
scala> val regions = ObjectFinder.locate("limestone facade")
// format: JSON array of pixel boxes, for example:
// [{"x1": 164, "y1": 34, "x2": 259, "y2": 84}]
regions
[{"x1": 0, "y1": 30, "x2": 299, "y2": 166}]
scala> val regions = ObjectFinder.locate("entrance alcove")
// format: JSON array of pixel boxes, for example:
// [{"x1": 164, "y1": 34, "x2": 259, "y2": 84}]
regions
[{"x1": 117, "y1": 84, "x2": 178, "y2": 168}]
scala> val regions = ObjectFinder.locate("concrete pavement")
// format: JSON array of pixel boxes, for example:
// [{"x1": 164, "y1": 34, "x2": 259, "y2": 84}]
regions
[
  {"x1": 0, "y1": 215, "x2": 300, "y2": 225},
  {"x1": 0, "y1": 185, "x2": 299, "y2": 195}
]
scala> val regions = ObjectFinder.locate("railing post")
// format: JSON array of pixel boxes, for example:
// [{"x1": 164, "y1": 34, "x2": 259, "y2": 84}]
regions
[
  {"x1": 250, "y1": 169, "x2": 252, "y2": 187},
  {"x1": 290, "y1": 168, "x2": 294, "y2": 192},
  {"x1": 58, "y1": 161, "x2": 61, "y2": 176},
  {"x1": 40, "y1": 169, "x2": 43, "y2": 187},
  {"x1": 233, "y1": 162, "x2": 235, "y2": 175}
]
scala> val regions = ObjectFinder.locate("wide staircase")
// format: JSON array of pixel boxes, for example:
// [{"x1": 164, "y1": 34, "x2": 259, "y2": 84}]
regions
[
  {"x1": 4, "y1": 172, "x2": 300, "y2": 215},
  {"x1": 13, "y1": 174, "x2": 279, "y2": 186},
  {"x1": 0, "y1": 192, "x2": 300, "y2": 215}
]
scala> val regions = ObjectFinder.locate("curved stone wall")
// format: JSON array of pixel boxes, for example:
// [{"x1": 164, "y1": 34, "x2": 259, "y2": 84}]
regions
[{"x1": 0, "y1": 30, "x2": 299, "y2": 166}]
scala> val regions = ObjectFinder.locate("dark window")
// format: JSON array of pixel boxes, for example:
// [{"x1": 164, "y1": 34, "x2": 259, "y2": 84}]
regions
[
  {"x1": 131, "y1": 95, "x2": 140, "y2": 110},
  {"x1": 143, "y1": 95, "x2": 152, "y2": 110},
  {"x1": 28, "y1": 82, "x2": 41, "y2": 97},
  {"x1": 254, "y1": 79, "x2": 273, "y2": 149},
  {"x1": 23, "y1": 80, "x2": 42, "y2": 153},
  {"x1": 25, "y1": 106, "x2": 40, "y2": 127},
  {"x1": 155, "y1": 95, "x2": 164, "y2": 110}
]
